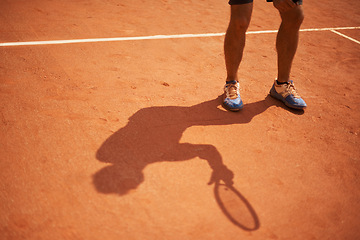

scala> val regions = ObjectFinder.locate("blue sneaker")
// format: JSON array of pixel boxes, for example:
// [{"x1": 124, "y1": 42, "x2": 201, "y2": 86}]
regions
[
  {"x1": 223, "y1": 80, "x2": 243, "y2": 111},
  {"x1": 269, "y1": 80, "x2": 307, "y2": 110}
]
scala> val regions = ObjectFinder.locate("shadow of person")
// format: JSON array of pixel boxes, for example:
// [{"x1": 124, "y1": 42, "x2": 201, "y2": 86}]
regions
[
  {"x1": 93, "y1": 94, "x2": 304, "y2": 230},
  {"x1": 93, "y1": 95, "x2": 277, "y2": 196}
]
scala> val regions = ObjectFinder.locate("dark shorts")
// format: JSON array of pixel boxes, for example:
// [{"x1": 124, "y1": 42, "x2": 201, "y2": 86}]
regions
[{"x1": 229, "y1": 0, "x2": 303, "y2": 5}]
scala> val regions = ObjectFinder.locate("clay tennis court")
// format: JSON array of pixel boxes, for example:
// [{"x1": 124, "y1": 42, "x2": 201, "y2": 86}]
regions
[{"x1": 1, "y1": 0, "x2": 360, "y2": 239}]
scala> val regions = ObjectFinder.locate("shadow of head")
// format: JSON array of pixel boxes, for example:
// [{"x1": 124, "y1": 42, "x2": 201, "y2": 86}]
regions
[{"x1": 92, "y1": 165, "x2": 144, "y2": 195}]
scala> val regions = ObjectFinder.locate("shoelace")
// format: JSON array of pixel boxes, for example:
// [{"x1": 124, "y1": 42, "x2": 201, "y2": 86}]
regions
[
  {"x1": 225, "y1": 83, "x2": 239, "y2": 99},
  {"x1": 286, "y1": 82, "x2": 301, "y2": 98}
]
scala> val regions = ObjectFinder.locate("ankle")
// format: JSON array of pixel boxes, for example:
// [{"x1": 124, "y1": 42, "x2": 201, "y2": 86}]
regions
[
  {"x1": 276, "y1": 80, "x2": 288, "y2": 85},
  {"x1": 226, "y1": 76, "x2": 238, "y2": 82}
]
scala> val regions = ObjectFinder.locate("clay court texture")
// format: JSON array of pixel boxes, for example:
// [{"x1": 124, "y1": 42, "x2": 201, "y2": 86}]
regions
[{"x1": 1, "y1": 0, "x2": 360, "y2": 239}]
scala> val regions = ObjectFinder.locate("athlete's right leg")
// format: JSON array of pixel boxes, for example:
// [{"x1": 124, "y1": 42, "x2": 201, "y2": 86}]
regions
[
  {"x1": 223, "y1": 2, "x2": 253, "y2": 111},
  {"x1": 224, "y1": 2, "x2": 253, "y2": 82}
]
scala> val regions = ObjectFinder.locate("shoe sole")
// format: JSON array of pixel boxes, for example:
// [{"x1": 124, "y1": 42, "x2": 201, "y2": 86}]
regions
[{"x1": 222, "y1": 102, "x2": 243, "y2": 112}]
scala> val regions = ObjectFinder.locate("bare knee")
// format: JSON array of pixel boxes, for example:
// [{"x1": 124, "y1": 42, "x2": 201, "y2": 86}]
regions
[
  {"x1": 228, "y1": 4, "x2": 253, "y2": 33},
  {"x1": 229, "y1": 15, "x2": 252, "y2": 33},
  {"x1": 280, "y1": 7, "x2": 304, "y2": 29}
]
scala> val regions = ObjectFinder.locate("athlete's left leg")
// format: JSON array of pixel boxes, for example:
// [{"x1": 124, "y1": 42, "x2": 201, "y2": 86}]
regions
[
  {"x1": 275, "y1": 2, "x2": 304, "y2": 83},
  {"x1": 269, "y1": 1, "x2": 307, "y2": 110}
]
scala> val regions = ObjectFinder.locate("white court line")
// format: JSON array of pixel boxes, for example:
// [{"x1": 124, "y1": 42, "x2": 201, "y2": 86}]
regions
[
  {"x1": 0, "y1": 26, "x2": 359, "y2": 47},
  {"x1": 330, "y1": 30, "x2": 360, "y2": 45}
]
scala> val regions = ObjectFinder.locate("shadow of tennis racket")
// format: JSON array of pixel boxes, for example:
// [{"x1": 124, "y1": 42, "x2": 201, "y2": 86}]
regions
[{"x1": 214, "y1": 180, "x2": 260, "y2": 231}]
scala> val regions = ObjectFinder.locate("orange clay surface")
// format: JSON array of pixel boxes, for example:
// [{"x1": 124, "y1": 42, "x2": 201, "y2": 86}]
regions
[{"x1": 1, "y1": 0, "x2": 360, "y2": 239}]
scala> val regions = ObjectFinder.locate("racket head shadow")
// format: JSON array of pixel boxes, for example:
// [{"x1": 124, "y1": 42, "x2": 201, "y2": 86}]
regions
[{"x1": 214, "y1": 181, "x2": 260, "y2": 231}]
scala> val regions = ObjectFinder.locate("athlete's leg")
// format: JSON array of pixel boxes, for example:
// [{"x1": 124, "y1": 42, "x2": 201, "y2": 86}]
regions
[
  {"x1": 224, "y1": 3, "x2": 253, "y2": 82},
  {"x1": 270, "y1": 2, "x2": 306, "y2": 110},
  {"x1": 275, "y1": 5, "x2": 304, "y2": 82}
]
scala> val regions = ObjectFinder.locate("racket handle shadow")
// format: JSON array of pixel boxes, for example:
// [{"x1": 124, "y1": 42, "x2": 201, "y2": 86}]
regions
[{"x1": 214, "y1": 180, "x2": 260, "y2": 231}]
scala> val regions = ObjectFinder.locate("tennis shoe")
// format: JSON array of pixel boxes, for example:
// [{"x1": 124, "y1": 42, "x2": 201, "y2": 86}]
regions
[
  {"x1": 269, "y1": 80, "x2": 307, "y2": 110},
  {"x1": 223, "y1": 80, "x2": 243, "y2": 111}
]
